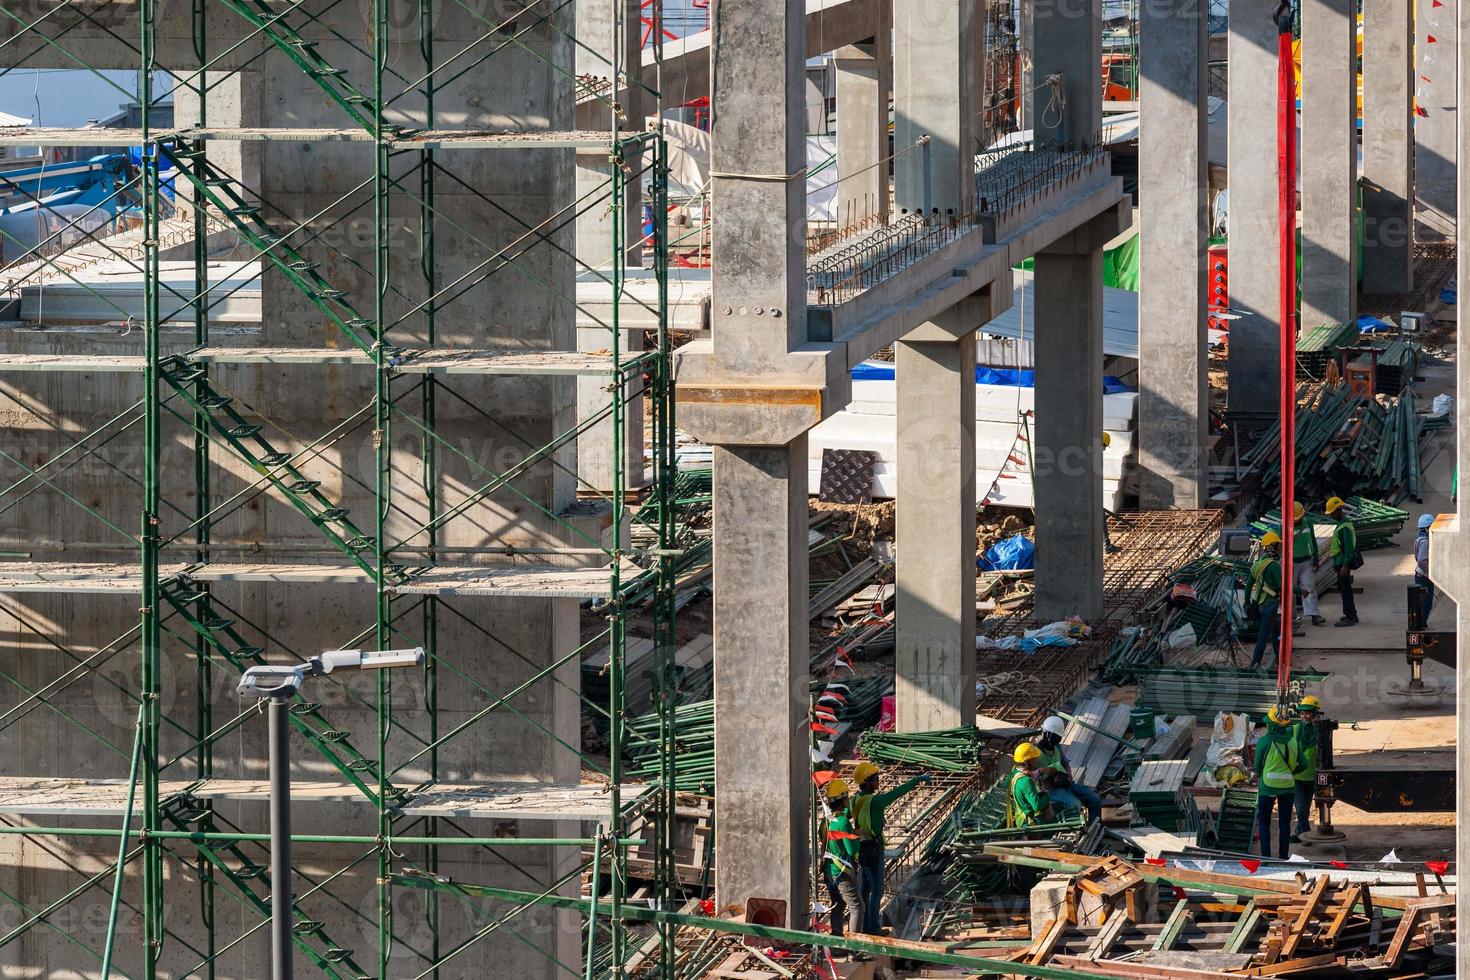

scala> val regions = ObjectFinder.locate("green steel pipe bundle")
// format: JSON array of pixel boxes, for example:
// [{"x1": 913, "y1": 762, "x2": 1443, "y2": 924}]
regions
[
  {"x1": 856, "y1": 726, "x2": 987, "y2": 772},
  {"x1": 625, "y1": 700, "x2": 715, "y2": 793},
  {"x1": 1250, "y1": 496, "x2": 1408, "y2": 551},
  {"x1": 1242, "y1": 383, "x2": 1433, "y2": 503},
  {"x1": 1136, "y1": 665, "x2": 1326, "y2": 722}
]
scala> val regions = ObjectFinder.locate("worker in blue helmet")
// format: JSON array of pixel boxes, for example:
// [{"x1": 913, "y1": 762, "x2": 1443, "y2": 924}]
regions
[{"x1": 1414, "y1": 514, "x2": 1435, "y2": 626}]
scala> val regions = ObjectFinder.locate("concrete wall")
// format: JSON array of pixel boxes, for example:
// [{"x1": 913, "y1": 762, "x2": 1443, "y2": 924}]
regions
[
  {"x1": 0, "y1": 6, "x2": 586, "y2": 976},
  {"x1": 1415, "y1": 0, "x2": 1458, "y2": 243}
]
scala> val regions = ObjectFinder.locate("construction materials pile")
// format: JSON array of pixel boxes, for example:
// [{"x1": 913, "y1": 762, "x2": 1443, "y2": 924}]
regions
[
  {"x1": 1136, "y1": 665, "x2": 1326, "y2": 722},
  {"x1": 977, "y1": 846, "x2": 1455, "y2": 976},
  {"x1": 1243, "y1": 382, "x2": 1436, "y2": 503},
  {"x1": 1103, "y1": 555, "x2": 1248, "y2": 682},
  {"x1": 1295, "y1": 322, "x2": 1423, "y2": 393},
  {"x1": 1251, "y1": 496, "x2": 1409, "y2": 551}
]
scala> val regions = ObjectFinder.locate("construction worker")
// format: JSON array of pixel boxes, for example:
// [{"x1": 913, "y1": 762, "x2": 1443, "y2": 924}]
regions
[
  {"x1": 1253, "y1": 706, "x2": 1300, "y2": 859},
  {"x1": 1415, "y1": 514, "x2": 1435, "y2": 626},
  {"x1": 1249, "y1": 531, "x2": 1285, "y2": 671},
  {"x1": 1324, "y1": 497, "x2": 1360, "y2": 627},
  {"x1": 1008, "y1": 743, "x2": 1054, "y2": 828},
  {"x1": 1290, "y1": 696, "x2": 1322, "y2": 842},
  {"x1": 820, "y1": 779, "x2": 863, "y2": 941},
  {"x1": 850, "y1": 761, "x2": 930, "y2": 936},
  {"x1": 1035, "y1": 716, "x2": 1103, "y2": 824},
  {"x1": 1292, "y1": 502, "x2": 1324, "y2": 626}
]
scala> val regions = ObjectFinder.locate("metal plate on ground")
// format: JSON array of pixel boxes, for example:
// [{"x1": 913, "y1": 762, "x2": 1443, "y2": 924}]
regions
[{"x1": 818, "y1": 449, "x2": 876, "y2": 504}]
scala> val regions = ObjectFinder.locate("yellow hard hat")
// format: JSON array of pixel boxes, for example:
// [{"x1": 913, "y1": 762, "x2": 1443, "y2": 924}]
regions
[
  {"x1": 1293, "y1": 502, "x2": 1306, "y2": 521},
  {"x1": 1260, "y1": 530, "x2": 1282, "y2": 548},
  {"x1": 825, "y1": 778, "x2": 851, "y2": 800},
  {"x1": 1013, "y1": 742, "x2": 1042, "y2": 765},
  {"x1": 1102, "y1": 432, "x2": 1112, "y2": 448},
  {"x1": 1325, "y1": 496, "x2": 1346, "y2": 515},
  {"x1": 1266, "y1": 706, "x2": 1290, "y2": 726},
  {"x1": 852, "y1": 761, "x2": 880, "y2": 786},
  {"x1": 1298, "y1": 695, "x2": 1322, "y2": 712}
]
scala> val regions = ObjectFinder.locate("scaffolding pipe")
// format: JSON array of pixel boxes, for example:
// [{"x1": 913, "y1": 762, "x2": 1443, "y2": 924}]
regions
[{"x1": 97, "y1": 702, "x2": 144, "y2": 979}]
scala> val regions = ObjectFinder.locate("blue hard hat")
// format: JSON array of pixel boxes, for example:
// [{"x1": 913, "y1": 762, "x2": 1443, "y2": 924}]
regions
[{"x1": 1419, "y1": 514, "x2": 1436, "y2": 530}]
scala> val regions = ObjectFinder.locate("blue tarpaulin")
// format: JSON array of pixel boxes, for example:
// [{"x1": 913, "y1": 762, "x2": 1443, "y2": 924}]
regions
[
  {"x1": 977, "y1": 533, "x2": 1034, "y2": 571},
  {"x1": 1357, "y1": 315, "x2": 1395, "y2": 334},
  {"x1": 851, "y1": 361, "x2": 1135, "y2": 394}
]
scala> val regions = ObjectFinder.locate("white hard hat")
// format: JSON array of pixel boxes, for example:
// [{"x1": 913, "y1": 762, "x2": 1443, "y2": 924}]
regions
[{"x1": 1041, "y1": 716, "x2": 1067, "y2": 737}]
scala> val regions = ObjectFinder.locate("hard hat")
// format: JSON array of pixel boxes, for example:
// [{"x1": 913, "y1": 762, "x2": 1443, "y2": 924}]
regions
[
  {"x1": 1325, "y1": 496, "x2": 1346, "y2": 515},
  {"x1": 1266, "y1": 706, "x2": 1289, "y2": 726},
  {"x1": 852, "y1": 761, "x2": 880, "y2": 786},
  {"x1": 1419, "y1": 513, "x2": 1436, "y2": 530},
  {"x1": 1040, "y1": 717, "x2": 1067, "y2": 738},
  {"x1": 1013, "y1": 742, "x2": 1042, "y2": 765},
  {"x1": 1102, "y1": 432, "x2": 1112, "y2": 449},
  {"x1": 1260, "y1": 530, "x2": 1282, "y2": 548},
  {"x1": 1297, "y1": 695, "x2": 1322, "y2": 712},
  {"x1": 825, "y1": 778, "x2": 850, "y2": 800},
  {"x1": 1292, "y1": 502, "x2": 1306, "y2": 521}
]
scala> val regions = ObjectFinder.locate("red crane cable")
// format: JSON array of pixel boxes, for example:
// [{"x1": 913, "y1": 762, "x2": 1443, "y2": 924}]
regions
[{"x1": 1275, "y1": 1, "x2": 1298, "y2": 700}]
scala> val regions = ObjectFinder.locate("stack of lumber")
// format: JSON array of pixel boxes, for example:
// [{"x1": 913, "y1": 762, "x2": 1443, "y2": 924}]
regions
[
  {"x1": 1058, "y1": 698, "x2": 1133, "y2": 786},
  {"x1": 976, "y1": 846, "x2": 1456, "y2": 976}
]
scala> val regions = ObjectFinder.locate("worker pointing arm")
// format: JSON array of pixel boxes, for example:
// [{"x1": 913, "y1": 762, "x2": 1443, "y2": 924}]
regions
[{"x1": 850, "y1": 761, "x2": 931, "y2": 936}]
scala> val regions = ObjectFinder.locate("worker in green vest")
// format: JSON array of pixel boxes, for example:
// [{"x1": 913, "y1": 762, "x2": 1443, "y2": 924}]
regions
[
  {"x1": 1249, "y1": 531, "x2": 1285, "y2": 671},
  {"x1": 820, "y1": 778, "x2": 863, "y2": 941},
  {"x1": 1036, "y1": 716, "x2": 1103, "y2": 824},
  {"x1": 1290, "y1": 696, "x2": 1322, "y2": 842},
  {"x1": 1324, "y1": 497, "x2": 1360, "y2": 627},
  {"x1": 1008, "y1": 743, "x2": 1054, "y2": 829},
  {"x1": 1292, "y1": 502, "x2": 1324, "y2": 626},
  {"x1": 1253, "y1": 706, "x2": 1300, "y2": 858},
  {"x1": 850, "y1": 761, "x2": 929, "y2": 935}
]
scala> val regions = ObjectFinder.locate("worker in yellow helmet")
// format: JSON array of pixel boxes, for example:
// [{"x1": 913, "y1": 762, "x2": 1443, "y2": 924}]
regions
[
  {"x1": 849, "y1": 760, "x2": 929, "y2": 935},
  {"x1": 1008, "y1": 743, "x2": 1054, "y2": 828},
  {"x1": 820, "y1": 778, "x2": 863, "y2": 941},
  {"x1": 1249, "y1": 531, "x2": 1285, "y2": 671},
  {"x1": 1253, "y1": 707, "x2": 1300, "y2": 858},
  {"x1": 1290, "y1": 696, "x2": 1323, "y2": 842},
  {"x1": 1291, "y1": 502, "x2": 1325, "y2": 626},
  {"x1": 1324, "y1": 497, "x2": 1360, "y2": 627}
]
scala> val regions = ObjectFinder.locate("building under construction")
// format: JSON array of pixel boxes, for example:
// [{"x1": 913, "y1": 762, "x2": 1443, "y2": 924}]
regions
[{"x1": 0, "y1": 0, "x2": 1464, "y2": 978}]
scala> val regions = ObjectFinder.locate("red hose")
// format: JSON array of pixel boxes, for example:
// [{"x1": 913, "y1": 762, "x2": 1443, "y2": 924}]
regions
[{"x1": 1276, "y1": 17, "x2": 1298, "y2": 697}]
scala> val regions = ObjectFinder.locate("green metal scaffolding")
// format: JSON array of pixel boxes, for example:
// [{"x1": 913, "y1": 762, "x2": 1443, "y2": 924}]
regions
[{"x1": 0, "y1": 1, "x2": 684, "y2": 977}]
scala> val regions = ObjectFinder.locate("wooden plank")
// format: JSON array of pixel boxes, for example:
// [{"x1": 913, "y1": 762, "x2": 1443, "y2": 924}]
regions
[
  {"x1": 1051, "y1": 953, "x2": 1243, "y2": 978},
  {"x1": 1223, "y1": 900, "x2": 1260, "y2": 955},
  {"x1": 1028, "y1": 915, "x2": 1070, "y2": 965},
  {"x1": 1322, "y1": 884, "x2": 1362, "y2": 943},
  {"x1": 1084, "y1": 911, "x2": 1129, "y2": 961},
  {"x1": 1152, "y1": 899, "x2": 1192, "y2": 952},
  {"x1": 1280, "y1": 874, "x2": 1330, "y2": 960},
  {"x1": 1382, "y1": 906, "x2": 1422, "y2": 969},
  {"x1": 1243, "y1": 952, "x2": 1344, "y2": 976}
]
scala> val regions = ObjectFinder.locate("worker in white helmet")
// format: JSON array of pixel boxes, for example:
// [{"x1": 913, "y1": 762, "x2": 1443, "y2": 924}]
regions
[{"x1": 1034, "y1": 716, "x2": 1103, "y2": 825}]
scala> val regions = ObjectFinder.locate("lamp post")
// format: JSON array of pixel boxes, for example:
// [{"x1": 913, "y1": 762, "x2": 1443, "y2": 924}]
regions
[{"x1": 237, "y1": 647, "x2": 426, "y2": 980}]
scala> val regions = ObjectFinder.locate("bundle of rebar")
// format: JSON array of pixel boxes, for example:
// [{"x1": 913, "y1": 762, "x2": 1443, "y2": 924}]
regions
[
  {"x1": 1135, "y1": 665, "x2": 1326, "y2": 722},
  {"x1": 624, "y1": 700, "x2": 715, "y2": 793},
  {"x1": 857, "y1": 726, "x2": 988, "y2": 773}
]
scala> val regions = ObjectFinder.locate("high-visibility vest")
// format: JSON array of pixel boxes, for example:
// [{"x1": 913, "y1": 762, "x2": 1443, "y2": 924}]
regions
[
  {"x1": 1009, "y1": 769, "x2": 1041, "y2": 827},
  {"x1": 1329, "y1": 522, "x2": 1357, "y2": 564},
  {"x1": 1291, "y1": 722, "x2": 1319, "y2": 781},
  {"x1": 1250, "y1": 557, "x2": 1280, "y2": 604},
  {"x1": 1261, "y1": 736, "x2": 1298, "y2": 791},
  {"x1": 1037, "y1": 746, "x2": 1066, "y2": 774}
]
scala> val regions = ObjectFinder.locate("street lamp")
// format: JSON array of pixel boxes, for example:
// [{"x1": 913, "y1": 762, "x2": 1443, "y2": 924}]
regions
[{"x1": 237, "y1": 647, "x2": 425, "y2": 980}]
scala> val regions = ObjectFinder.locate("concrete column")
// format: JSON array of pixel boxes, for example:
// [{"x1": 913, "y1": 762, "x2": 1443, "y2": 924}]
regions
[
  {"x1": 707, "y1": 0, "x2": 811, "y2": 925},
  {"x1": 1034, "y1": 243, "x2": 1105, "y2": 622},
  {"x1": 1415, "y1": 0, "x2": 1458, "y2": 243},
  {"x1": 1030, "y1": 0, "x2": 1103, "y2": 147},
  {"x1": 834, "y1": 19, "x2": 892, "y2": 227},
  {"x1": 893, "y1": 0, "x2": 979, "y2": 215},
  {"x1": 1137, "y1": 0, "x2": 1208, "y2": 509},
  {"x1": 711, "y1": 442, "x2": 810, "y2": 922},
  {"x1": 1300, "y1": 0, "x2": 1358, "y2": 328},
  {"x1": 1226, "y1": 0, "x2": 1283, "y2": 418},
  {"x1": 1362, "y1": 0, "x2": 1416, "y2": 294},
  {"x1": 895, "y1": 316, "x2": 977, "y2": 732},
  {"x1": 575, "y1": 0, "x2": 645, "y2": 492}
]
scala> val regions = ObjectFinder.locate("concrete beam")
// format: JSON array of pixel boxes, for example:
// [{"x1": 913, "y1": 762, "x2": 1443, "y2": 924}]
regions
[
  {"x1": 834, "y1": 21, "x2": 892, "y2": 225},
  {"x1": 895, "y1": 311, "x2": 979, "y2": 732},
  {"x1": 1033, "y1": 227, "x2": 1106, "y2": 623},
  {"x1": 1030, "y1": 0, "x2": 1102, "y2": 147},
  {"x1": 1226, "y1": 0, "x2": 1283, "y2": 418},
  {"x1": 711, "y1": 442, "x2": 811, "y2": 924},
  {"x1": 1362, "y1": 0, "x2": 1416, "y2": 295},
  {"x1": 1137, "y1": 0, "x2": 1209, "y2": 509},
  {"x1": 1300, "y1": 0, "x2": 1359, "y2": 329},
  {"x1": 1415, "y1": 0, "x2": 1458, "y2": 243},
  {"x1": 893, "y1": 0, "x2": 979, "y2": 215}
]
